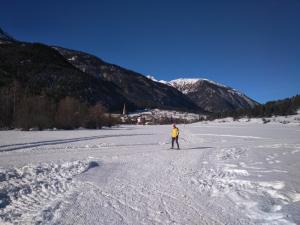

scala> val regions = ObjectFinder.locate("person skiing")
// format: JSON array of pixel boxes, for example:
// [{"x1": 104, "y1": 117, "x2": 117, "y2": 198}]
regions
[{"x1": 171, "y1": 123, "x2": 180, "y2": 149}]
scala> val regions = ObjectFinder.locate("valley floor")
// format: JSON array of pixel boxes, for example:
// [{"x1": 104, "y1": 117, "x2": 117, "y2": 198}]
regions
[{"x1": 0, "y1": 120, "x2": 300, "y2": 225}]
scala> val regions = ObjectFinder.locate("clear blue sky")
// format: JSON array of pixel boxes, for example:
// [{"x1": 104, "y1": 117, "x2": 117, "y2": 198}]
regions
[{"x1": 1, "y1": 0, "x2": 300, "y2": 103}]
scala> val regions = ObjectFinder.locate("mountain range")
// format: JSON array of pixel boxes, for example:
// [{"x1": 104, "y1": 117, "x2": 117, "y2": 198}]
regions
[
  {"x1": 168, "y1": 78, "x2": 258, "y2": 112},
  {"x1": 0, "y1": 27, "x2": 258, "y2": 113}
]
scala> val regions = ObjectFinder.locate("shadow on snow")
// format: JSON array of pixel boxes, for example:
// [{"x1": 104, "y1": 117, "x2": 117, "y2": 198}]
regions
[{"x1": 0, "y1": 133, "x2": 154, "y2": 152}]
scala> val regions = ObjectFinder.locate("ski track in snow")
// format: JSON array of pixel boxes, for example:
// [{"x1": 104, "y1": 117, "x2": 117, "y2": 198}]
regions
[{"x1": 0, "y1": 121, "x2": 300, "y2": 225}]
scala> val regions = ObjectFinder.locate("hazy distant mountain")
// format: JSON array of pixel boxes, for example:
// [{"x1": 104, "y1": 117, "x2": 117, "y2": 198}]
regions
[{"x1": 168, "y1": 78, "x2": 258, "y2": 112}]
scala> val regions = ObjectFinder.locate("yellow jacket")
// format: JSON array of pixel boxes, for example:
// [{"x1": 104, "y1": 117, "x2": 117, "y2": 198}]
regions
[{"x1": 171, "y1": 127, "x2": 179, "y2": 138}]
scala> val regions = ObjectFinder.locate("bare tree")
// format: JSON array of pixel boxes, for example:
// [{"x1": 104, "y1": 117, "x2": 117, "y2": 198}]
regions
[
  {"x1": 85, "y1": 103, "x2": 107, "y2": 129},
  {"x1": 55, "y1": 97, "x2": 86, "y2": 129}
]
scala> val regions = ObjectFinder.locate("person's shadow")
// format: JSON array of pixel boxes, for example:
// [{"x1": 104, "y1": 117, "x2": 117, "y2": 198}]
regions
[{"x1": 183, "y1": 147, "x2": 213, "y2": 150}]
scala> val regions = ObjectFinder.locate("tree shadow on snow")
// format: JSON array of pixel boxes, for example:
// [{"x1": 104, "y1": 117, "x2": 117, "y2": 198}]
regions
[{"x1": 0, "y1": 133, "x2": 154, "y2": 152}]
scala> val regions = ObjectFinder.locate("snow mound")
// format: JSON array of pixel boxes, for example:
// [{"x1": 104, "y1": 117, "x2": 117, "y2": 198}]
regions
[
  {"x1": 0, "y1": 160, "x2": 99, "y2": 224},
  {"x1": 191, "y1": 154, "x2": 298, "y2": 225}
]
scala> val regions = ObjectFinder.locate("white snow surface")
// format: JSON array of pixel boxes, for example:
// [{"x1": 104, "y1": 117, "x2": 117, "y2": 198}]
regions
[{"x1": 1, "y1": 117, "x2": 300, "y2": 224}]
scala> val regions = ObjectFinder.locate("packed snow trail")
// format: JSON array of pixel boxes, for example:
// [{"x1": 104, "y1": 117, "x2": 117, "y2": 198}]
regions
[{"x1": 0, "y1": 120, "x2": 300, "y2": 224}]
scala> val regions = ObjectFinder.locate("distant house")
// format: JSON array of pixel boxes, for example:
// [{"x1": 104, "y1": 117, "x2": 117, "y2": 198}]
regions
[{"x1": 137, "y1": 116, "x2": 145, "y2": 125}]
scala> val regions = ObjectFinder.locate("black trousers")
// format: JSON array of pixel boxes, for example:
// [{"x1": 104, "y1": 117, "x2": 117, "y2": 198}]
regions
[{"x1": 171, "y1": 136, "x2": 179, "y2": 149}]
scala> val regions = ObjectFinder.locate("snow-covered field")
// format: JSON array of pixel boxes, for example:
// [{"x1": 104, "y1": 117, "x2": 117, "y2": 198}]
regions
[{"x1": 1, "y1": 118, "x2": 300, "y2": 225}]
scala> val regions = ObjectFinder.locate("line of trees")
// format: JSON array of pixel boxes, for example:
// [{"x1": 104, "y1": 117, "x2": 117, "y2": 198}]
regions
[
  {"x1": 0, "y1": 81, "x2": 119, "y2": 130},
  {"x1": 208, "y1": 95, "x2": 300, "y2": 120}
]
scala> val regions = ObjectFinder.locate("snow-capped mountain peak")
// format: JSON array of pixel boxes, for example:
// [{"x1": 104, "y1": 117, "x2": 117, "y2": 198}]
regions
[
  {"x1": 146, "y1": 75, "x2": 258, "y2": 112},
  {"x1": 168, "y1": 78, "x2": 230, "y2": 95},
  {"x1": 169, "y1": 78, "x2": 228, "y2": 90},
  {"x1": 146, "y1": 75, "x2": 169, "y2": 85},
  {"x1": 170, "y1": 78, "x2": 200, "y2": 85},
  {"x1": 146, "y1": 76, "x2": 232, "y2": 93}
]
